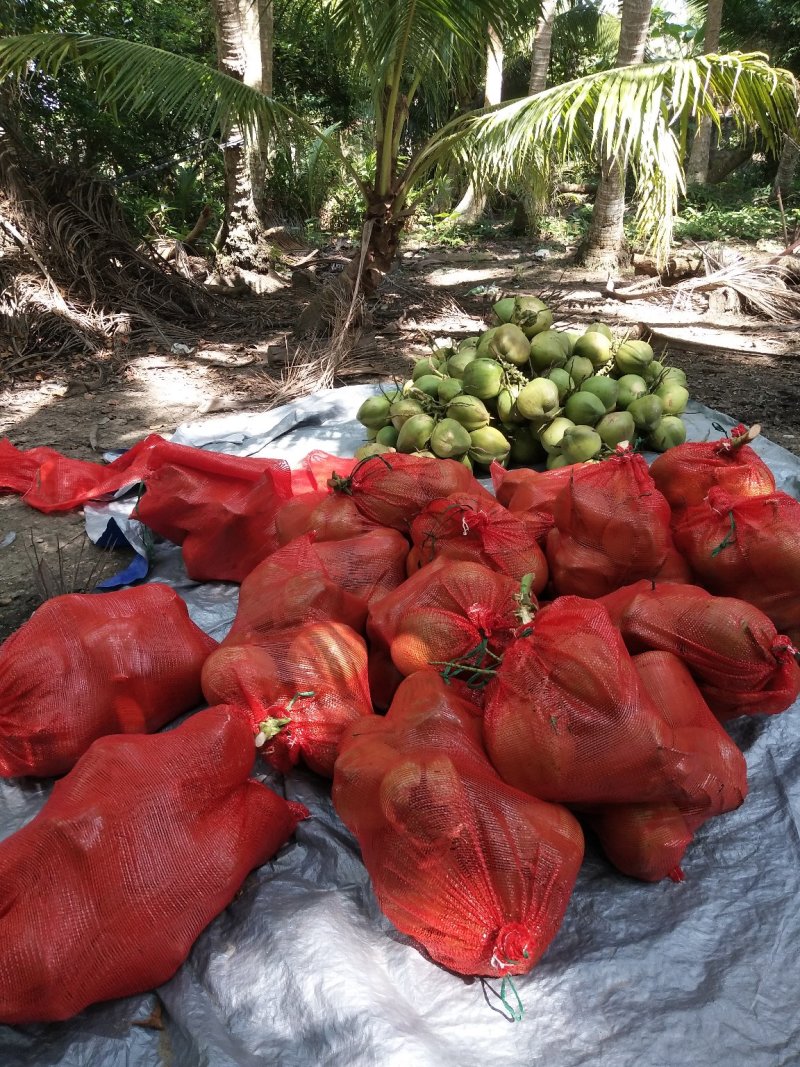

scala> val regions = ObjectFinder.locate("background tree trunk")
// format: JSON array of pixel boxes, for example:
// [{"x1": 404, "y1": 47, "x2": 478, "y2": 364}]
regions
[
  {"x1": 686, "y1": 0, "x2": 724, "y2": 185},
  {"x1": 452, "y1": 25, "x2": 504, "y2": 223},
  {"x1": 212, "y1": 0, "x2": 274, "y2": 271},
  {"x1": 528, "y1": 0, "x2": 559, "y2": 95},
  {"x1": 579, "y1": 0, "x2": 652, "y2": 271},
  {"x1": 772, "y1": 137, "x2": 799, "y2": 202}
]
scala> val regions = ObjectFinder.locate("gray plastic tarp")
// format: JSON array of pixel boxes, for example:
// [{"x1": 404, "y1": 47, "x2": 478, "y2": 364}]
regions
[{"x1": 1, "y1": 386, "x2": 799, "y2": 1067}]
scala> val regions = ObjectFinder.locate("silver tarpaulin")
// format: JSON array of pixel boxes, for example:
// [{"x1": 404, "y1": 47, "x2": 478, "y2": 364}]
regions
[{"x1": 1, "y1": 388, "x2": 798, "y2": 1067}]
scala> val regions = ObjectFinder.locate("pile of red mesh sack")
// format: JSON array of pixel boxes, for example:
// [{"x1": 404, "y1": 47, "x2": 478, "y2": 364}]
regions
[
  {"x1": 407, "y1": 492, "x2": 549, "y2": 590},
  {"x1": 546, "y1": 447, "x2": 690, "y2": 598},
  {"x1": 333, "y1": 672, "x2": 584, "y2": 977},
  {"x1": 599, "y1": 581, "x2": 800, "y2": 720},
  {"x1": 0, "y1": 706, "x2": 307, "y2": 1023},
  {"x1": 203, "y1": 621, "x2": 373, "y2": 777},
  {"x1": 0, "y1": 584, "x2": 216, "y2": 778}
]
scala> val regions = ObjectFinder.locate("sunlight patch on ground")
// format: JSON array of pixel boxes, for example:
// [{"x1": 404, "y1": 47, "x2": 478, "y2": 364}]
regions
[{"x1": 424, "y1": 265, "x2": 509, "y2": 288}]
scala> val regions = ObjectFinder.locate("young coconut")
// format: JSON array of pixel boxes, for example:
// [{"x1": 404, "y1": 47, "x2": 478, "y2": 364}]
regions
[
  {"x1": 412, "y1": 374, "x2": 445, "y2": 398},
  {"x1": 492, "y1": 297, "x2": 517, "y2": 324},
  {"x1": 437, "y1": 377, "x2": 464, "y2": 404},
  {"x1": 580, "y1": 376, "x2": 619, "y2": 413},
  {"x1": 357, "y1": 394, "x2": 393, "y2": 430},
  {"x1": 560, "y1": 425, "x2": 603, "y2": 464},
  {"x1": 511, "y1": 296, "x2": 554, "y2": 338},
  {"x1": 564, "y1": 391, "x2": 606, "y2": 426},
  {"x1": 430, "y1": 418, "x2": 472, "y2": 459},
  {"x1": 596, "y1": 411, "x2": 636, "y2": 449},
  {"x1": 475, "y1": 327, "x2": 501, "y2": 358},
  {"x1": 540, "y1": 417, "x2": 575, "y2": 455},
  {"x1": 396, "y1": 413, "x2": 436, "y2": 453},
  {"x1": 497, "y1": 386, "x2": 527, "y2": 425},
  {"x1": 654, "y1": 382, "x2": 689, "y2": 415},
  {"x1": 446, "y1": 395, "x2": 492, "y2": 431},
  {"x1": 490, "y1": 323, "x2": 532, "y2": 367},
  {"x1": 390, "y1": 397, "x2": 425, "y2": 430},
  {"x1": 376, "y1": 425, "x2": 399, "y2": 447},
  {"x1": 585, "y1": 321, "x2": 613, "y2": 341},
  {"x1": 462, "y1": 358, "x2": 504, "y2": 400},
  {"x1": 563, "y1": 355, "x2": 594, "y2": 385},
  {"x1": 573, "y1": 331, "x2": 613, "y2": 368},
  {"x1": 547, "y1": 367, "x2": 575, "y2": 401},
  {"x1": 355, "y1": 443, "x2": 398, "y2": 460},
  {"x1": 627, "y1": 394, "x2": 664, "y2": 432},
  {"x1": 509, "y1": 426, "x2": 546, "y2": 465},
  {"x1": 647, "y1": 416, "x2": 687, "y2": 452},
  {"x1": 547, "y1": 453, "x2": 571, "y2": 470},
  {"x1": 616, "y1": 374, "x2": 648, "y2": 408},
  {"x1": 468, "y1": 426, "x2": 512, "y2": 467},
  {"x1": 530, "y1": 331, "x2": 569, "y2": 371},
  {"x1": 447, "y1": 350, "x2": 478, "y2": 379},
  {"x1": 516, "y1": 378, "x2": 561, "y2": 424},
  {"x1": 615, "y1": 340, "x2": 654, "y2": 376},
  {"x1": 412, "y1": 357, "x2": 445, "y2": 381}
]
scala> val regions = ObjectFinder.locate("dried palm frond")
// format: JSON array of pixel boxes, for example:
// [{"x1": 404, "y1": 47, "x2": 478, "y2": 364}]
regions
[{"x1": 676, "y1": 254, "x2": 800, "y2": 321}]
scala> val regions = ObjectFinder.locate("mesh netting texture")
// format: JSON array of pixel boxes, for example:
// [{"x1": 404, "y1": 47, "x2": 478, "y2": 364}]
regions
[
  {"x1": 332, "y1": 672, "x2": 584, "y2": 977},
  {"x1": 0, "y1": 706, "x2": 307, "y2": 1024},
  {"x1": 598, "y1": 581, "x2": 800, "y2": 720},
  {"x1": 0, "y1": 584, "x2": 217, "y2": 778},
  {"x1": 202, "y1": 621, "x2": 373, "y2": 777}
]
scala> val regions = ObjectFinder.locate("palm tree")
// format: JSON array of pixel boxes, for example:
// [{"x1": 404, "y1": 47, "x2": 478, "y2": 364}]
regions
[
  {"x1": 686, "y1": 0, "x2": 725, "y2": 184},
  {"x1": 0, "y1": 14, "x2": 796, "y2": 330}
]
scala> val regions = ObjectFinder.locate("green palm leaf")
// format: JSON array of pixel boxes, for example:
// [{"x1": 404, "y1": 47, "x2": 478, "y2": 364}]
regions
[{"x1": 405, "y1": 52, "x2": 799, "y2": 261}]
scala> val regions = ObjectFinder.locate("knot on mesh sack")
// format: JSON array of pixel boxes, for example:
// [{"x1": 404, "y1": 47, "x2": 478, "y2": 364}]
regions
[
  {"x1": 716, "y1": 423, "x2": 758, "y2": 453},
  {"x1": 328, "y1": 453, "x2": 394, "y2": 495},
  {"x1": 490, "y1": 922, "x2": 533, "y2": 972},
  {"x1": 613, "y1": 442, "x2": 634, "y2": 458},
  {"x1": 710, "y1": 509, "x2": 737, "y2": 558},
  {"x1": 772, "y1": 636, "x2": 799, "y2": 661},
  {"x1": 254, "y1": 691, "x2": 316, "y2": 748},
  {"x1": 466, "y1": 603, "x2": 508, "y2": 637},
  {"x1": 430, "y1": 636, "x2": 503, "y2": 690},
  {"x1": 459, "y1": 506, "x2": 490, "y2": 536}
]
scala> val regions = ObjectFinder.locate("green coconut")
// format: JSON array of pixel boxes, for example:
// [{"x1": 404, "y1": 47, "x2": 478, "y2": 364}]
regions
[
  {"x1": 648, "y1": 415, "x2": 687, "y2": 452},
  {"x1": 585, "y1": 321, "x2": 614, "y2": 341},
  {"x1": 563, "y1": 355, "x2": 594, "y2": 385},
  {"x1": 560, "y1": 426, "x2": 603, "y2": 464},
  {"x1": 580, "y1": 376, "x2": 619, "y2": 413},
  {"x1": 413, "y1": 373, "x2": 445, "y2": 398},
  {"x1": 615, "y1": 339, "x2": 654, "y2": 376},
  {"x1": 573, "y1": 331, "x2": 613, "y2": 367},
  {"x1": 547, "y1": 453, "x2": 570, "y2": 470},
  {"x1": 539, "y1": 416, "x2": 575, "y2": 455},
  {"x1": 375, "y1": 424, "x2": 399, "y2": 447},
  {"x1": 516, "y1": 378, "x2": 561, "y2": 422},
  {"x1": 437, "y1": 377, "x2": 464, "y2": 404},
  {"x1": 628, "y1": 394, "x2": 664, "y2": 431},
  {"x1": 412, "y1": 356, "x2": 444, "y2": 381},
  {"x1": 529, "y1": 331, "x2": 569, "y2": 371},
  {"x1": 511, "y1": 296, "x2": 554, "y2": 338},
  {"x1": 446, "y1": 394, "x2": 492, "y2": 431},
  {"x1": 491, "y1": 323, "x2": 532, "y2": 366},
  {"x1": 462, "y1": 358, "x2": 504, "y2": 400},
  {"x1": 596, "y1": 411, "x2": 636, "y2": 449},
  {"x1": 643, "y1": 360, "x2": 664, "y2": 384},
  {"x1": 654, "y1": 382, "x2": 689, "y2": 415},
  {"x1": 509, "y1": 426, "x2": 545, "y2": 465},
  {"x1": 356, "y1": 394, "x2": 393, "y2": 430},
  {"x1": 497, "y1": 386, "x2": 526, "y2": 425},
  {"x1": 447, "y1": 350, "x2": 478, "y2": 379},
  {"x1": 458, "y1": 335, "x2": 481, "y2": 352},
  {"x1": 659, "y1": 366, "x2": 688, "y2": 387},
  {"x1": 547, "y1": 367, "x2": 575, "y2": 401},
  {"x1": 390, "y1": 397, "x2": 425, "y2": 430},
  {"x1": 468, "y1": 426, "x2": 512, "y2": 466},
  {"x1": 430, "y1": 418, "x2": 472, "y2": 459},
  {"x1": 492, "y1": 297, "x2": 517, "y2": 324},
  {"x1": 355, "y1": 443, "x2": 397, "y2": 460},
  {"x1": 365, "y1": 427, "x2": 379, "y2": 442},
  {"x1": 475, "y1": 326, "x2": 501, "y2": 358},
  {"x1": 564, "y1": 390, "x2": 606, "y2": 426},
  {"x1": 396, "y1": 413, "x2": 436, "y2": 453},
  {"x1": 561, "y1": 331, "x2": 580, "y2": 356},
  {"x1": 616, "y1": 374, "x2": 649, "y2": 408}
]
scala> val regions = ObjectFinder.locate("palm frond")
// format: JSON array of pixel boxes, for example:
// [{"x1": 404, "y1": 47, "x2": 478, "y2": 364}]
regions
[
  {"x1": 0, "y1": 32, "x2": 368, "y2": 191},
  {"x1": 404, "y1": 52, "x2": 799, "y2": 263}
]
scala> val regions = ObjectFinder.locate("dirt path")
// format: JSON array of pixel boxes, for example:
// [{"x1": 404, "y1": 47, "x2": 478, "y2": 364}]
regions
[{"x1": 2, "y1": 241, "x2": 798, "y2": 640}]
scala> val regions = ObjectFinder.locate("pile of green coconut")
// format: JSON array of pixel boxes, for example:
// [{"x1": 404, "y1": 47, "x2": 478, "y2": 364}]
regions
[{"x1": 355, "y1": 295, "x2": 690, "y2": 470}]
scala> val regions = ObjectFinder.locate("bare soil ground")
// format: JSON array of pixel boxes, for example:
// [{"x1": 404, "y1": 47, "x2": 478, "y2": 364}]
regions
[{"x1": 2, "y1": 238, "x2": 798, "y2": 640}]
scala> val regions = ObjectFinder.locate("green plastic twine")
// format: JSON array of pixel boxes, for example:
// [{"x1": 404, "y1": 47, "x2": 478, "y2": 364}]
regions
[
  {"x1": 428, "y1": 637, "x2": 503, "y2": 690},
  {"x1": 711, "y1": 511, "x2": 736, "y2": 557},
  {"x1": 498, "y1": 976, "x2": 525, "y2": 1023}
]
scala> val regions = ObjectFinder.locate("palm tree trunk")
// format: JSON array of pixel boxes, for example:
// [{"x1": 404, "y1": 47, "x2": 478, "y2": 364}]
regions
[
  {"x1": 686, "y1": 0, "x2": 724, "y2": 185},
  {"x1": 452, "y1": 25, "x2": 503, "y2": 223},
  {"x1": 579, "y1": 0, "x2": 652, "y2": 270},
  {"x1": 528, "y1": 0, "x2": 559, "y2": 95},
  {"x1": 771, "y1": 137, "x2": 799, "y2": 202},
  {"x1": 212, "y1": 0, "x2": 274, "y2": 271}
]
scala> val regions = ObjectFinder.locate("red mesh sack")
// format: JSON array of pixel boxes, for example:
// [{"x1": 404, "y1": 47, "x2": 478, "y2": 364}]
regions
[
  {"x1": 291, "y1": 451, "x2": 358, "y2": 494},
  {"x1": 202, "y1": 621, "x2": 373, "y2": 777},
  {"x1": 409, "y1": 493, "x2": 549, "y2": 592},
  {"x1": 327, "y1": 452, "x2": 491, "y2": 530},
  {"x1": 672, "y1": 487, "x2": 800, "y2": 645},
  {"x1": 367, "y1": 557, "x2": 524, "y2": 681},
  {"x1": 0, "y1": 584, "x2": 216, "y2": 779},
  {"x1": 483, "y1": 596, "x2": 727, "y2": 807},
  {"x1": 600, "y1": 581, "x2": 800, "y2": 719},
  {"x1": 546, "y1": 448, "x2": 679, "y2": 598},
  {"x1": 0, "y1": 706, "x2": 307, "y2": 1023},
  {"x1": 650, "y1": 423, "x2": 775, "y2": 512},
  {"x1": 275, "y1": 490, "x2": 381, "y2": 544},
  {"x1": 135, "y1": 462, "x2": 293, "y2": 583},
  {"x1": 588, "y1": 651, "x2": 747, "y2": 882},
  {"x1": 0, "y1": 434, "x2": 291, "y2": 515},
  {"x1": 492, "y1": 463, "x2": 577, "y2": 524},
  {"x1": 333, "y1": 672, "x2": 584, "y2": 977}
]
